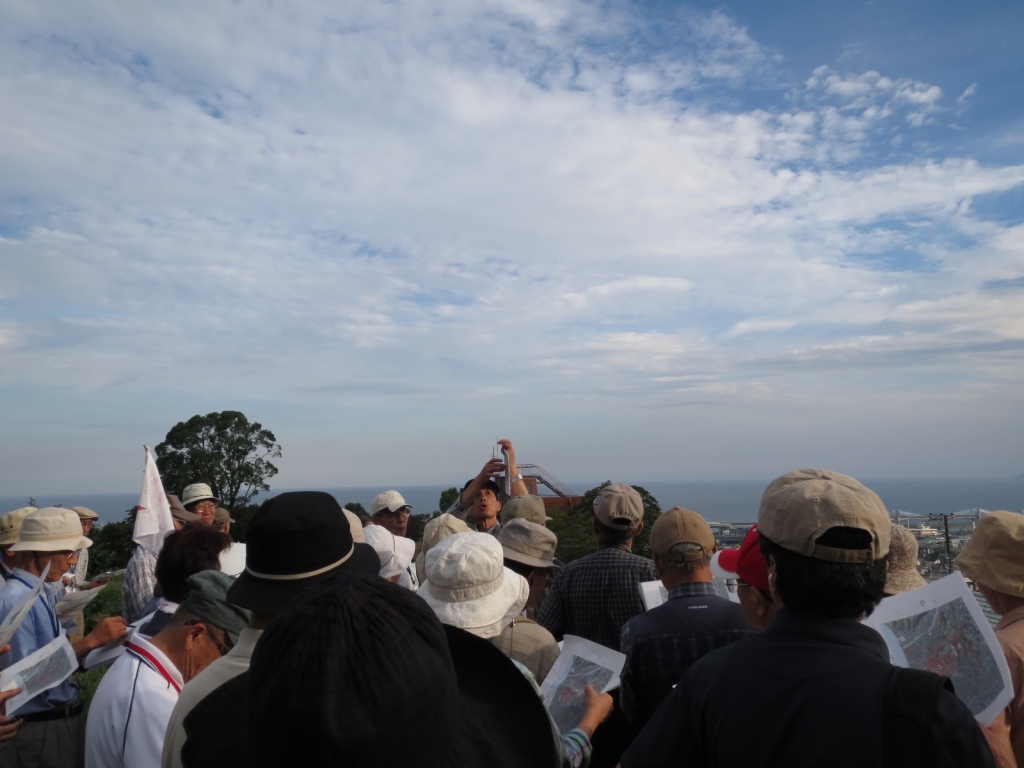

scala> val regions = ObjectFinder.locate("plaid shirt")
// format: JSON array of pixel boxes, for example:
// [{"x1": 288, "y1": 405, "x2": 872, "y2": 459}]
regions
[
  {"x1": 121, "y1": 545, "x2": 158, "y2": 623},
  {"x1": 537, "y1": 543, "x2": 657, "y2": 652},
  {"x1": 69, "y1": 547, "x2": 89, "y2": 588},
  {"x1": 619, "y1": 582, "x2": 756, "y2": 726}
]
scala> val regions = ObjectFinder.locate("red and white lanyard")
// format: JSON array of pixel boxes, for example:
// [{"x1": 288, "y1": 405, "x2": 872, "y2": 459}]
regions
[{"x1": 125, "y1": 642, "x2": 181, "y2": 693}]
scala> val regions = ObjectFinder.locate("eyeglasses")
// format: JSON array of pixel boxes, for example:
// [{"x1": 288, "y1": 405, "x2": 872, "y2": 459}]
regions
[
  {"x1": 378, "y1": 507, "x2": 411, "y2": 517},
  {"x1": 737, "y1": 579, "x2": 774, "y2": 604}
]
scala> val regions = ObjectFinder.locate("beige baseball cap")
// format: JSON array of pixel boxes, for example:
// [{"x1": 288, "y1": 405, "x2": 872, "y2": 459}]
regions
[
  {"x1": 651, "y1": 507, "x2": 716, "y2": 565},
  {"x1": 956, "y1": 511, "x2": 1024, "y2": 598},
  {"x1": 371, "y1": 490, "x2": 409, "y2": 516},
  {"x1": 499, "y1": 495, "x2": 551, "y2": 526},
  {"x1": 758, "y1": 469, "x2": 890, "y2": 563},
  {"x1": 593, "y1": 484, "x2": 644, "y2": 532}
]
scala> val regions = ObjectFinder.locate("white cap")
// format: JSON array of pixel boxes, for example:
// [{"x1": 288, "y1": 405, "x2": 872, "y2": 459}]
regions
[{"x1": 371, "y1": 490, "x2": 409, "y2": 516}]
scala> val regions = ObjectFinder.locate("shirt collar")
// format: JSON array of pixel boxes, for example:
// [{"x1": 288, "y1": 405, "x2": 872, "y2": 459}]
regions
[
  {"x1": 668, "y1": 582, "x2": 719, "y2": 599},
  {"x1": 12, "y1": 567, "x2": 42, "y2": 585},
  {"x1": 767, "y1": 608, "x2": 890, "y2": 661},
  {"x1": 126, "y1": 634, "x2": 185, "y2": 689},
  {"x1": 997, "y1": 603, "x2": 1024, "y2": 631}
]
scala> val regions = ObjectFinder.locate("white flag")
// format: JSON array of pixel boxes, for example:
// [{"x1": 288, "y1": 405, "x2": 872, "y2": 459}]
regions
[{"x1": 134, "y1": 446, "x2": 175, "y2": 555}]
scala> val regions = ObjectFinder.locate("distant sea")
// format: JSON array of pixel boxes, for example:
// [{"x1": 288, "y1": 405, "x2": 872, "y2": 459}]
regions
[{"x1": 3, "y1": 478, "x2": 1024, "y2": 527}]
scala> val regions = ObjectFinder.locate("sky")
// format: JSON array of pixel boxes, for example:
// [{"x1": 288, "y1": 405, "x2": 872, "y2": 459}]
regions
[{"x1": 1, "y1": 0, "x2": 1023, "y2": 495}]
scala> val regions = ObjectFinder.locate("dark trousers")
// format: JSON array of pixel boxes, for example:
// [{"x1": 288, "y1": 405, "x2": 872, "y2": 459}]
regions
[{"x1": 0, "y1": 711, "x2": 83, "y2": 768}]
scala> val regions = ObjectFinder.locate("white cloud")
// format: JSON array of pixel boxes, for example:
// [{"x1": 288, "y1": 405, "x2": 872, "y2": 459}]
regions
[{"x1": 0, "y1": 0, "x2": 1022, "y2": 489}]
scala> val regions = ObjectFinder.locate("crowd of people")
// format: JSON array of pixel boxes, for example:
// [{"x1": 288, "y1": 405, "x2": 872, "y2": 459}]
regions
[{"x1": 0, "y1": 439, "x2": 1021, "y2": 767}]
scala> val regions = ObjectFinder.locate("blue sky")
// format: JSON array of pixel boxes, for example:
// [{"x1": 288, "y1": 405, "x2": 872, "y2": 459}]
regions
[{"x1": 1, "y1": 0, "x2": 1022, "y2": 494}]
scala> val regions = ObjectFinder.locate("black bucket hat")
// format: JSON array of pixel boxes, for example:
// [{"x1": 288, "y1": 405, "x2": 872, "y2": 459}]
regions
[
  {"x1": 248, "y1": 572, "x2": 559, "y2": 768},
  {"x1": 226, "y1": 491, "x2": 380, "y2": 614}
]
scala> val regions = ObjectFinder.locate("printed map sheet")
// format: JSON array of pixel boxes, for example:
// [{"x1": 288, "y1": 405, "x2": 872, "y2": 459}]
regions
[
  {"x1": 540, "y1": 635, "x2": 625, "y2": 735},
  {"x1": 640, "y1": 578, "x2": 739, "y2": 610},
  {"x1": 864, "y1": 572, "x2": 1012, "y2": 725},
  {"x1": 0, "y1": 636, "x2": 77, "y2": 716}
]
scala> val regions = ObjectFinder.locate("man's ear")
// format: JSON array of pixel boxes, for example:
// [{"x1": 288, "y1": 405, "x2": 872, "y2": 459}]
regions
[
  {"x1": 633, "y1": 521, "x2": 644, "y2": 537},
  {"x1": 183, "y1": 622, "x2": 208, "y2": 650}
]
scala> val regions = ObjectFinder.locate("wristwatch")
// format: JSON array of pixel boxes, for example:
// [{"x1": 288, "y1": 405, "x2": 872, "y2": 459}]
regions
[{"x1": 510, "y1": 473, "x2": 523, "y2": 484}]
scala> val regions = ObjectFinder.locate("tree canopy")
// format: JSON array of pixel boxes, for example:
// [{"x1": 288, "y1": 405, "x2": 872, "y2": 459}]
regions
[
  {"x1": 155, "y1": 411, "x2": 282, "y2": 510},
  {"x1": 546, "y1": 481, "x2": 661, "y2": 563}
]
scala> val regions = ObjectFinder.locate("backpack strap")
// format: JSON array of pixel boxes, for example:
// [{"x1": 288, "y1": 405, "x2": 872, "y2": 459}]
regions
[{"x1": 882, "y1": 666, "x2": 954, "y2": 766}]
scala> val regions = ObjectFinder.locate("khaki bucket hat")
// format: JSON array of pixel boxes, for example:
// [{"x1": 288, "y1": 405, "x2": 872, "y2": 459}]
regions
[
  {"x1": 498, "y1": 519, "x2": 557, "y2": 569},
  {"x1": 10, "y1": 507, "x2": 93, "y2": 553},
  {"x1": 0, "y1": 507, "x2": 35, "y2": 548},
  {"x1": 956, "y1": 511, "x2": 1024, "y2": 598}
]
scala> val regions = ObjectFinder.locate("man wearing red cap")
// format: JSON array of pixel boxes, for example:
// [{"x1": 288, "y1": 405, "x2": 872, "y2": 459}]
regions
[{"x1": 715, "y1": 524, "x2": 777, "y2": 631}]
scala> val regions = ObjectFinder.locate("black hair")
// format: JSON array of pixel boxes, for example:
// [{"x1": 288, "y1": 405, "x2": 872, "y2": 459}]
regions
[
  {"x1": 155, "y1": 526, "x2": 232, "y2": 603},
  {"x1": 504, "y1": 558, "x2": 553, "y2": 579},
  {"x1": 594, "y1": 519, "x2": 635, "y2": 543},
  {"x1": 759, "y1": 528, "x2": 887, "y2": 620}
]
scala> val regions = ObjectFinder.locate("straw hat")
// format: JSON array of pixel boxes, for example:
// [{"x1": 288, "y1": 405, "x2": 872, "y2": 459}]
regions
[
  {"x1": 884, "y1": 524, "x2": 927, "y2": 595},
  {"x1": 10, "y1": 507, "x2": 92, "y2": 553}
]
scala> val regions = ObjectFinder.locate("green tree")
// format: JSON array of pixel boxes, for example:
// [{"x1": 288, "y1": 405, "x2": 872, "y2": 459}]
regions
[
  {"x1": 438, "y1": 487, "x2": 459, "y2": 514},
  {"x1": 407, "y1": 514, "x2": 430, "y2": 543},
  {"x1": 155, "y1": 411, "x2": 282, "y2": 510},
  {"x1": 87, "y1": 508, "x2": 137, "y2": 575},
  {"x1": 547, "y1": 481, "x2": 661, "y2": 563},
  {"x1": 345, "y1": 502, "x2": 367, "y2": 516}
]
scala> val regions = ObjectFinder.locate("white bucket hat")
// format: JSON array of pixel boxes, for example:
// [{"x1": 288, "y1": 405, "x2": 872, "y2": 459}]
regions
[
  {"x1": 421, "y1": 532, "x2": 529, "y2": 639},
  {"x1": 181, "y1": 483, "x2": 220, "y2": 507},
  {"x1": 363, "y1": 524, "x2": 415, "y2": 580},
  {"x1": 415, "y1": 513, "x2": 471, "y2": 583},
  {"x1": 10, "y1": 507, "x2": 93, "y2": 553}
]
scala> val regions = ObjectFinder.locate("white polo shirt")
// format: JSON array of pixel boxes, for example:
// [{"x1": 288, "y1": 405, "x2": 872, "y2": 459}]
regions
[{"x1": 86, "y1": 634, "x2": 183, "y2": 768}]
